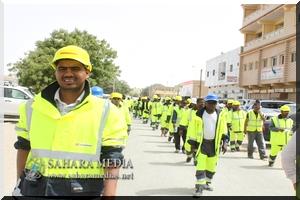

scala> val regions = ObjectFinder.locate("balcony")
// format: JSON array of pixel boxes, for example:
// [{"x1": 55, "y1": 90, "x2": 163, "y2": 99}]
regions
[
  {"x1": 244, "y1": 27, "x2": 294, "y2": 51},
  {"x1": 242, "y1": 4, "x2": 282, "y2": 28}
]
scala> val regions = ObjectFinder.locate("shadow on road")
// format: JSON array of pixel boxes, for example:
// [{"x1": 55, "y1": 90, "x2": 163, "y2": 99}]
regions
[
  {"x1": 148, "y1": 161, "x2": 193, "y2": 167},
  {"x1": 135, "y1": 187, "x2": 194, "y2": 195},
  {"x1": 219, "y1": 155, "x2": 249, "y2": 159},
  {"x1": 156, "y1": 144, "x2": 173, "y2": 148},
  {"x1": 240, "y1": 165, "x2": 283, "y2": 171},
  {"x1": 133, "y1": 128, "x2": 155, "y2": 131}
]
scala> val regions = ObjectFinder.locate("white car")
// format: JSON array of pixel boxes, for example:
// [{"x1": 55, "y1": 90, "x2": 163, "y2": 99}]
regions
[{"x1": 1, "y1": 85, "x2": 34, "y2": 121}]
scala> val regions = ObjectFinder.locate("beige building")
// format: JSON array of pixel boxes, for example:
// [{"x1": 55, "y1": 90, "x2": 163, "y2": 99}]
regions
[
  {"x1": 239, "y1": 4, "x2": 296, "y2": 101},
  {"x1": 147, "y1": 84, "x2": 178, "y2": 98},
  {"x1": 176, "y1": 80, "x2": 208, "y2": 98}
]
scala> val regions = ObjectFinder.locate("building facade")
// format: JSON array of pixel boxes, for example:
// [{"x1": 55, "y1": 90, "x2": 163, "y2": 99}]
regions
[
  {"x1": 177, "y1": 80, "x2": 208, "y2": 98},
  {"x1": 239, "y1": 4, "x2": 296, "y2": 101},
  {"x1": 205, "y1": 47, "x2": 246, "y2": 99}
]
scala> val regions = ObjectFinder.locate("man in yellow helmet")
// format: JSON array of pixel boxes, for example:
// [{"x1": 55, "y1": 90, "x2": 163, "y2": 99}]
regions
[
  {"x1": 268, "y1": 105, "x2": 293, "y2": 167},
  {"x1": 13, "y1": 45, "x2": 128, "y2": 196},
  {"x1": 228, "y1": 100, "x2": 247, "y2": 152},
  {"x1": 110, "y1": 92, "x2": 132, "y2": 135}
]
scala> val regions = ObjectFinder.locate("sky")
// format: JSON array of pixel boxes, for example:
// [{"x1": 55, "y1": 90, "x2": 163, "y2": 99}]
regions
[{"x1": 2, "y1": 0, "x2": 297, "y2": 88}]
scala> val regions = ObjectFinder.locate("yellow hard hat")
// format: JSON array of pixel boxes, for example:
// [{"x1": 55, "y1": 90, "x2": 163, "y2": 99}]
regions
[
  {"x1": 51, "y1": 45, "x2": 93, "y2": 71},
  {"x1": 142, "y1": 96, "x2": 147, "y2": 100},
  {"x1": 153, "y1": 95, "x2": 158, "y2": 99},
  {"x1": 110, "y1": 92, "x2": 122, "y2": 99},
  {"x1": 165, "y1": 97, "x2": 171, "y2": 101},
  {"x1": 175, "y1": 96, "x2": 182, "y2": 101},
  {"x1": 280, "y1": 105, "x2": 290, "y2": 112},
  {"x1": 232, "y1": 100, "x2": 240, "y2": 106},
  {"x1": 227, "y1": 99, "x2": 234, "y2": 104},
  {"x1": 187, "y1": 98, "x2": 192, "y2": 104}
]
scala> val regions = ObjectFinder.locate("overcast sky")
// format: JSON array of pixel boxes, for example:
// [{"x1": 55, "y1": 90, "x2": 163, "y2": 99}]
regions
[{"x1": 3, "y1": 0, "x2": 297, "y2": 88}]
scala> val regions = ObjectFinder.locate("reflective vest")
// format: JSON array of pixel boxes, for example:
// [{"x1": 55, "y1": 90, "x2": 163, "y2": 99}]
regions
[
  {"x1": 186, "y1": 109, "x2": 227, "y2": 156},
  {"x1": 179, "y1": 107, "x2": 190, "y2": 126},
  {"x1": 16, "y1": 92, "x2": 128, "y2": 181},
  {"x1": 270, "y1": 116, "x2": 293, "y2": 145},
  {"x1": 231, "y1": 110, "x2": 247, "y2": 132},
  {"x1": 120, "y1": 103, "x2": 132, "y2": 125},
  {"x1": 246, "y1": 110, "x2": 263, "y2": 132}
]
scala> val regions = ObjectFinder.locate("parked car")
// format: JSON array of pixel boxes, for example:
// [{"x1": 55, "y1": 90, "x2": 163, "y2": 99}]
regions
[
  {"x1": 1, "y1": 85, "x2": 34, "y2": 121},
  {"x1": 238, "y1": 99, "x2": 256, "y2": 110}
]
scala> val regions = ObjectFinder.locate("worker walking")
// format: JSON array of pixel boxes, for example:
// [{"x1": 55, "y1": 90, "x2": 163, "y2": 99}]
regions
[
  {"x1": 160, "y1": 97, "x2": 172, "y2": 137},
  {"x1": 13, "y1": 45, "x2": 128, "y2": 196},
  {"x1": 171, "y1": 96, "x2": 183, "y2": 153},
  {"x1": 185, "y1": 98, "x2": 205, "y2": 164},
  {"x1": 141, "y1": 96, "x2": 150, "y2": 124},
  {"x1": 149, "y1": 95, "x2": 160, "y2": 130},
  {"x1": 244, "y1": 100, "x2": 267, "y2": 159},
  {"x1": 110, "y1": 92, "x2": 132, "y2": 135},
  {"x1": 175, "y1": 99, "x2": 189, "y2": 153},
  {"x1": 268, "y1": 105, "x2": 293, "y2": 167},
  {"x1": 228, "y1": 100, "x2": 247, "y2": 152},
  {"x1": 186, "y1": 94, "x2": 227, "y2": 197}
]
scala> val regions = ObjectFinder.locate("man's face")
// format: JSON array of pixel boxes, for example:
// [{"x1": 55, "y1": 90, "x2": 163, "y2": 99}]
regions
[
  {"x1": 55, "y1": 59, "x2": 90, "y2": 91},
  {"x1": 197, "y1": 100, "x2": 205, "y2": 109},
  {"x1": 206, "y1": 101, "x2": 217, "y2": 112},
  {"x1": 281, "y1": 111, "x2": 289, "y2": 118},
  {"x1": 227, "y1": 103, "x2": 233, "y2": 109},
  {"x1": 253, "y1": 103, "x2": 261, "y2": 111},
  {"x1": 111, "y1": 97, "x2": 121, "y2": 107}
]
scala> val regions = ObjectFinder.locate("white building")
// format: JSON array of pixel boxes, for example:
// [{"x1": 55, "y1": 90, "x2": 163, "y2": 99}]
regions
[{"x1": 205, "y1": 47, "x2": 246, "y2": 99}]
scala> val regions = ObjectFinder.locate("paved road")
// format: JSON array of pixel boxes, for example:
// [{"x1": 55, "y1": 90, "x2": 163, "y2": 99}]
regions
[
  {"x1": 117, "y1": 118, "x2": 294, "y2": 196},
  {"x1": 1, "y1": 120, "x2": 294, "y2": 197}
]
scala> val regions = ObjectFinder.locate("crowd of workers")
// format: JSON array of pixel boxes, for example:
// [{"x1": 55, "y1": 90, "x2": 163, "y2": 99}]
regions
[
  {"x1": 13, "y1": 45, "x2": 295, "y2": 197},
  {"x1": 93, "y1": 91, "x2": 294, "y2": 197}
]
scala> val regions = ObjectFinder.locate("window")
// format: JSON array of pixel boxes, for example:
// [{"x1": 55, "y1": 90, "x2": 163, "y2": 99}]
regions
[
  {"x1": 263, "y1": 58, "x2": 268, "y2": 68},
  {"x1": 4, "y1": 88, "x2": 29, "y2": 100},
  {"x1": 249, "y1": 63, "x2": 253, "y2": 70},
  {"x1": 230, "y1": 64, "x2": 233, "y2": 72},
  {"x1": 271, "y1": 56, "x2": 277, "y2": 66},
  {"x1": 291, "y1": 52, "x2": 296, "y2": 62},
  {"x1": 243, "y1": 64, "x2": 247, "y2": 71},
  {"x1": 280, "y1": 54, "x2": 285, "y2": 65},
  {"x1": 207, "y1": 71, "x2": 209, "y2": 77},
  {"x1": 256, "y1": 32, "x2": 262, "y2": 38},
  {"x1": 213, "y1": 70, "x2": 215, "y2": 76}
]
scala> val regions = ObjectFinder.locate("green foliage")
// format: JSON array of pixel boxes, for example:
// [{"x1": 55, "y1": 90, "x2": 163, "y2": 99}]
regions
[{"x1": 9, "y1": 28, "x2": 125, "y2": 93}]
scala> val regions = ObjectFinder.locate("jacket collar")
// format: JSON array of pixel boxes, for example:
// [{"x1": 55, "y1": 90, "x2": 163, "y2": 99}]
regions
[{"x1": 41, "y1": 80, "x2": 90, "y2": 107}]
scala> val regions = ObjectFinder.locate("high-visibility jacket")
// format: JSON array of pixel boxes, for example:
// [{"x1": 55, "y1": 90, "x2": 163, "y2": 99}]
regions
[
  {"x1": 229, "y1": 110, "x2": 247, "y2": 132},
  {"x1": 186, "y1": 108, "x2": 227, "y2": 156},
  {"x1": 246, "y1": 110, "x2": 264, "y2": 132},
  {"x1": 168, "y1": 104, "x2": 175, "y2": 132},
  {"x1": 270, "y1": 116, "x2": 293, "y2": 145},
  {"x1": 15, "y1": 82, "x2": 128, "y2": 195},
  {"x1": 120, "y1": 103, "x2": 132, "y2": 126},
  {"x1": 172, "y1": 105, "x2": 182, "y2": 128},
  {"x1": 179, "y1": 107, "x2": 190, "y2": 127}
]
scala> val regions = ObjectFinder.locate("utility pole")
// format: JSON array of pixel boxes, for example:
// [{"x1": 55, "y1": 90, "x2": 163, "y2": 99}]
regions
[{"x1": 199, "y1": 69, "x2": 203, "y2": 97}]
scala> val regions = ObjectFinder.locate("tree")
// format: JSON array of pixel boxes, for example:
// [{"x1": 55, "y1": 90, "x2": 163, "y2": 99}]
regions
[{"x1": 9, "y1": 28, "x2": 122, "y2": 93}]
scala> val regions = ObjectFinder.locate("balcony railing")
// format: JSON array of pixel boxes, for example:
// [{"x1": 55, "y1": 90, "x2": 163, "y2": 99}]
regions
[
  {"x1": 243, "y1": 4, "x2": 282, "y2": 27},
  {"x1": 244, "y1": 28, "x2": 288, "y2": 51}
]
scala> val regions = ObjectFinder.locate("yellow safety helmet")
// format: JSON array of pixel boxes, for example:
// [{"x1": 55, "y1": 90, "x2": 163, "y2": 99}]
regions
[
  {"x1": 110, "y1": 92, "x2": 122, "y2": 99},
  {"x1": 187, "y1": 98, "x2": 192, "y2": 104},
  {"x1": 280, "y1": 105, "x2": 290, "y2": 112},
  {"x1": 232, "y1": 100, "x2": 240, "y2": 106},
  {"x1": 51, "y1": 45, "x2": 93, "y2": 71},
  {"x1": 175, "y1": 95, "x2": 182, "y2": 101},
  {"x1": 153, "y1": 95, "x2": 159, "y2": 99},
  {"x1": 142, "y1": 96, "x2": 148, "y2": 100},
  {"x1": 227, "y1": 99, "x2": 234, "y2": 104},
  {"x1": 165, "y1": 97, "x2": 171, "y2": 101}
]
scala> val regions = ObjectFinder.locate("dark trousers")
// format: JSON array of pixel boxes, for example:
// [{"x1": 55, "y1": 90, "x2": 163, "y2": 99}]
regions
[
  {"x1": 247, "y1": 131, "x2": 266, "y2": 157},
  {"x1": 174, "y1": 125, "x2": 187, "y2": 150}
]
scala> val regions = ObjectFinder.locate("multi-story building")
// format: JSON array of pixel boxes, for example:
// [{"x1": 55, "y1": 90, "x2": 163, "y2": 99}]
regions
[
  {"x1": 239, "y1": 4, "x2": 296, "y2": 101},
  {"x1": 205, "y1": 47, "x2": 246, "y2": 99},
  {"x1": 177, "y1": 80, "x2": 208, "y2": 98}
]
